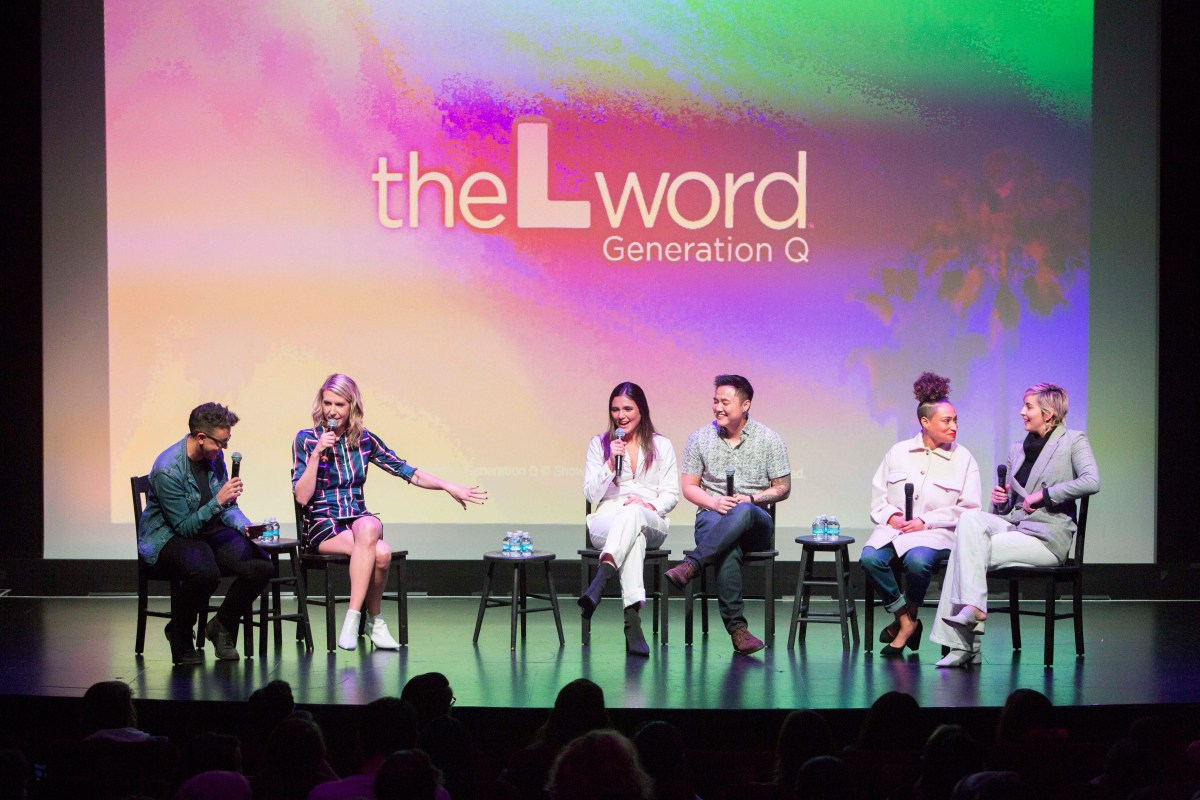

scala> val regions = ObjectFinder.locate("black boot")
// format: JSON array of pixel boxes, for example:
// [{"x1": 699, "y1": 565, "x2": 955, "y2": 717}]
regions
[
  {"x1": 165, "y1": 621, "x2": 201, "y2": 666},
  {"x1": 578, "y1": 561, "x2": 616, "y2": 619},
  {"x1": 624, "y1": 604, "x2": 650, "y2": 657}
]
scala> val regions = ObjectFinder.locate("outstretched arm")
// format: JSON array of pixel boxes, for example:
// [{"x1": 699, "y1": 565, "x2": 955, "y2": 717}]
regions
[{"x1": 410, "y1": 470, "x2": 488, "y2": 509}]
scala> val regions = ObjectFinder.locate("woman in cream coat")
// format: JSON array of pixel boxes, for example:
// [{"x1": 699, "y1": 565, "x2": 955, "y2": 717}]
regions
[
  {"x1": 579, "y1": 382, "x2": 679, "y2": 656},
  {"x1": 932, "y1": 382, "x2": 1100, "y2": 667},
  {"x1": 861, "y1": 373, "x2": 982, "y2": 656}
]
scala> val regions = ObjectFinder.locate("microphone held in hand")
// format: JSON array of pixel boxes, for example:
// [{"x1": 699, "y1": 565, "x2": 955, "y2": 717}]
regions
[
  {"x1": 904, "y1": 482, "x2": 914, "y2": 521},
  {"x1": 997, "y1": 464, "x2": 1008, "y2": 487},
  {"x1": 613, "y1": 428, "x2": 625, "y2": 476},
  {"x1": 230, "y1": 452, "x2": 242, "y2": 479},
  {"x1": 726, "y1": 466, "x2": 736, "y2": 497}
]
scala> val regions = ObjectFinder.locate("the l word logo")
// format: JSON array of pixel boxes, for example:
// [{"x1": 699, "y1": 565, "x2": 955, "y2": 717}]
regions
[{"x1": 372, "y1": 119, "x2": 806, "y2": 232}]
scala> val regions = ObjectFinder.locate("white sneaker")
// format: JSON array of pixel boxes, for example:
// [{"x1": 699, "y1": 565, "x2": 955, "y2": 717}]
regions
[
  {"x1": 338, "y1": 609, "x2": 361, "y2": 650},
  {"x1": 368, "y1": 613, "x2": 401, "y2": 650}
]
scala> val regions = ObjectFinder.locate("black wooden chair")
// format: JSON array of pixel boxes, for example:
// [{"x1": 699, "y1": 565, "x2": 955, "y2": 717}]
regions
[
  {"x1": 578, "y1": 500, "x2": 671, "y2": 645},
  {"x1": 986, "y1": 495, "x2": 1091, "y2": 666},
  {"x1": 683, "y1": 504, "x2": 777, "y2": 647},
  {"x1": 132, "y1": 475, "x2": 252, "y2": 656},
  {"x1": 290, "y1": 482, "x2": 408, "y2": 651}
]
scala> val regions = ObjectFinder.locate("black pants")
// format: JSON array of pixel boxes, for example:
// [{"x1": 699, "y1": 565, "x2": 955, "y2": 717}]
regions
[{"x1": 155, "y1": 526, "x2": 272, "y2": 635}]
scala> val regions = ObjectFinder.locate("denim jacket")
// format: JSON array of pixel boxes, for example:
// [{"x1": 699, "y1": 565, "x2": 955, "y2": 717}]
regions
[{"x1": 138, "y1": 435, "x2": 252, "y2": 565}]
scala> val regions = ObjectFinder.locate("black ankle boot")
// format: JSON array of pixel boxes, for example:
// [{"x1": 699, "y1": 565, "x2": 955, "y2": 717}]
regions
[
  {"x1": 624, "y1": 604, "x2": 650, "y2": 657},
  {"x1": 578, "y1": 562, "x2": 616, "y2": 619}
]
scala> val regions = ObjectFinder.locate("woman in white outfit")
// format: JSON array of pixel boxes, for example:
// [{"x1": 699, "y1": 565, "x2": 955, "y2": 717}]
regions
[
  {"x1": 861, "y1": 372, "x2": 982, "y2": 657},
  {"x1": 931, "y1": 383, "x2": 1100, "y2": 667},
  {"x1": 580, "y1": 382, "x2": 680, "y2": 656}
]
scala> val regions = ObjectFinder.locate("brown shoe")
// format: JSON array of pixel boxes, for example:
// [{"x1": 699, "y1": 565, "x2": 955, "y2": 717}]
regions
[
  {"x1": 664, "y1": 559, "x2": 699, "y2": 589},
  {"x1": 205, "y1": 617, "x2": 241, "y2": 661},
  {"x1": 730, "y1": 626, "x2": 766, "y2": 655}
]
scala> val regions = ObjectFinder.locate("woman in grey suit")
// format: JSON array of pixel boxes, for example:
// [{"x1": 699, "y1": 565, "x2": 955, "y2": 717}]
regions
[{"x1": 931, "y1": 383, "x2": 1100, "y2": 667}]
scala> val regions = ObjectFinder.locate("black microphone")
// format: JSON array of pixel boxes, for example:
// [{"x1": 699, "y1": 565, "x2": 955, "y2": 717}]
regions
[
  {"x1": 318, "y1": 418, "x2": 337, "y2": 485},
  {"x1": 997, "y1": 464, "x2": 1008, "y2": 487},
  {"x1": 613, "y1": 428, "x2": 625, "y2": 476},
  {"x1": 726, "y1": 466, "x2": 736, "y2": 497},
  {"x1": 904, "y1": 482, "x2": 914, "y2": 521},
  {"x1": 230, "y1": 452, "x2": 242, "y2": 479}
]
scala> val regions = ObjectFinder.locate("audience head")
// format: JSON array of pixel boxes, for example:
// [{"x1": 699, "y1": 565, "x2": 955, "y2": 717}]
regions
[
  {"x1": 995, "y1": 689, "x2": 1055, "y2": 744},
  {"x1": 856, "y1": 691, "x2": 923, "y2": 750},
  {"x1": 361, "y1": 698, "x2": 420, "y2": 760},
  {"x1": 401, "y1": 673, "x2": 455, "y2": 728},
  {"x1": 80, "y1": 680, "x2": 138, "y2": 736},
  {"x1": 547, "y1": 730, "x2": 651, "y2": 800},
  {"x1": 247, "y1": 680, "x2": 295, "y2": 732},
  {"x1": 950, "y1": 771, "x2": 1034, "y2": 800},
  {"x1": 177, "y1": 732, "x2": 242, "y2": 783},
  {"x1": 793, "y1": 755, "x2": 857, "y2": 800},
  {"x1": 172, "y1": 770, "x2": 253, "y2": 800},
  {"x1": 260, "y1": 711, "x2": 329, "y2": 798},
  {"x1": 633, "y1": 720, "x2": 687, "y2": 782},
  {"x1": 775, "y1": 710, "x2": 835, "y2": 788},
  {"x1": 916, "y1": 725, "x2": 984, "y2": 800},
  {"x1": 0, "y1": 748, "x2": 30, "y2": 800},
  {"x1": 374, "y1": 749, "x2": 443, "y2": 800},
  {"x1": 539, "y1": 679, "x2": 611, "y2": 748}
]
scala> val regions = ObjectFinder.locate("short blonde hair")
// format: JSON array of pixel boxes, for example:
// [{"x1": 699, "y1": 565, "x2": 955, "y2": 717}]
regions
[
  {"x1": 1024, "y1": 383, "x2": 1068, "y2": 427},
  {"x1": 312, "y1": 373, "x2": 365, "y2": 448}
]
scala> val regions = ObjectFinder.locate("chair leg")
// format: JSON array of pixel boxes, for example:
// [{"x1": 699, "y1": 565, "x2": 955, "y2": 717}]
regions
[
  {"x1": 511, "y1": 562, "x2": 521, "y2": 650},
  {"x1": 580, "y1": 559, "x2": 591, "y2": 646},
  {"x1": 324, "y1": 566, "x2": 337, "y2": 653},
  {"x1": 544, "y1": 560, "x2": 564, "y2": 647},
  {"x1": 650, "y1": 561, "x2": 660, "y2": 636},
  {"x1": 863, "y1": 576, "x2": 875, "y2": 653},
  {"x1": 295, "y1": 557, "x2": 313, "y2": 650},
  {"x1": 844, "y1": 548, "x2": 860, "y2": 644},
  {"x1": 659, "y1": 563, "x2": 669, "y2": 645},
  {"x1": 763, "y1": 559, "x2": 775, "y2": 647},
  {"x1": 271, "y1": 553, "x2": 284, "y2": 650},
  {"x1": 684, "y1": 577, "x2": 695, "y2": 646},
  {"x1": 833, "y1": 548, "x2": 850, "y2": 650},
  {"x1": 699, "y1": 566, "x2": 710, "y2": 635},
  {"x1": 135, "y1": 575, "x2": 150, "y2": 655},
  {"x1": 1043, "y1": 575, "x2": 1056, "y2": 666},
  {"x1": 1009, "y1": 578, "x2": 1022, "y2": 651},
  {"x1": 472, "y1": 562, "x2": 495, "y2": 644},
  {"x1": 397, "y1": 556, "x2": 408, "y2": 647},
  {"x1": 1073, "y1": 575, "x2": 1085, "y2": 656}
]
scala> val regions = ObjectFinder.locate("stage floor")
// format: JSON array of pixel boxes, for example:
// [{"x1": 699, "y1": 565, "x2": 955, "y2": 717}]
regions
[{"x1": 2, "y1": 596, "x2": 1198, "y2": 712}]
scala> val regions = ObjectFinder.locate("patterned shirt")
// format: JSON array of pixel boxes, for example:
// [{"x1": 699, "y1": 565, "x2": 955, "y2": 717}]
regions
[
  {"x1": 292, "y1": 427, "x2": 417, "y2": 520},
  {"x1": 681, "y1": 418, "x2": 791, "y2": 499}
]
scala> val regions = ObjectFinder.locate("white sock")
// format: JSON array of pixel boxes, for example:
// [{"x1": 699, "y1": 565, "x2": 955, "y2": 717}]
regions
[{"x1": 338, "y1": 609, "x2": 362, "y2": 650}]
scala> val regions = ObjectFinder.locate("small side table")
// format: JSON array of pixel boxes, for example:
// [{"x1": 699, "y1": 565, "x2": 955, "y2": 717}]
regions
[
  {"x1": 473, "y1": 551, "x2": 565, "y2": 650},
  {"x1": 250, "y1": 538, "x2": 313, "y2": 657},
  {"x1": 787, "y1": 534, "x2": 860, "y2": 650}
]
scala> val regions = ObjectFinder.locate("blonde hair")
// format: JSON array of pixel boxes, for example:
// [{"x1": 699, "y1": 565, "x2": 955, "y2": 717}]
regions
[
  {"x1": 311, "y1": 373, "x2": 365, "y2": 448},
  {"x1": 1024, "y1": 383, "x2": 1068, "y2": 428}
]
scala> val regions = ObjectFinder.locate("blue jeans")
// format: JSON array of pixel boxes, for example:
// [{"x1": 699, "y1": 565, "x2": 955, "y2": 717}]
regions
[
  {"x1": 690, "y1": 503, "x2": 774, "y2": 631},
  {"x1": 859, "y1": 544, "x2": 949, "y2": 613}
]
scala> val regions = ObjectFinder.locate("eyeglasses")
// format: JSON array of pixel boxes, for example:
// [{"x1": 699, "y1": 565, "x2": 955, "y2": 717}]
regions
[
  {"x1": 450, "y1": 696, "x2": 457, "y2": 707},
  {"x1": 199, "y1": 432, "x2": 230, "y2": 449}
]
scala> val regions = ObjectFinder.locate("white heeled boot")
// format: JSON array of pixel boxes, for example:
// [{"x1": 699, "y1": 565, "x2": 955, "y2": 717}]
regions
[
  {"x1": 367, "y1": 613, "x2": 400, "y2": 650},
  {"x1": 338, "y1": 609, "x2": 362, "y2": 650},
  {"x1": 935, "y1": 648, "x2": 982, "y2": 668}
]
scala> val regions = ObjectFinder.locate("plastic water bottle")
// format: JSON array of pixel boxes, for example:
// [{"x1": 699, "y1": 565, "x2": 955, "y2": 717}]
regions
[
  {"x1": 268, "y1": 517, "x2": 279, "y2": 542},
  {"x1": 812, "y1": 515, "x2": 827, "y2": 541},
  {"x1": 520, "y1": 532, "x2": 533, "y2": 557},
  {"x1": 825, "y1": 516, "x2": 841, "y2": 540},
  {"x1": 502, "y1": 532, "x2": 514, "y2": 557}
]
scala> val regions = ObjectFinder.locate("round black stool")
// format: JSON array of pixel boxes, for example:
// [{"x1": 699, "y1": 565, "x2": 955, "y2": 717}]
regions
[
  {"x1": 473, "y1": 551, "x2": 565, "y2": 650},
  {"x1": 787, "y1": 534, "x2": 860, "y2": 650}
]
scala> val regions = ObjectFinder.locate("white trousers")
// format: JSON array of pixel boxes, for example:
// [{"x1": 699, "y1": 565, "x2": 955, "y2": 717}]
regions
[
  {"x1": 586, "y1": 503, "x2": 668, "y2": 607},
  {"x1": 930, "y1": 509, "x2": 1059, "y2": 652}
]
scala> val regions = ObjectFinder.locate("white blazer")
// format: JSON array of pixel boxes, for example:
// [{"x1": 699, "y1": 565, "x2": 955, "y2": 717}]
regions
[
  {"x1": 863, "y1": 435, "x2": 982, "y2": 556},
  {"x1": 583, "y1": 433, "x2": 680, "y2": 520}
]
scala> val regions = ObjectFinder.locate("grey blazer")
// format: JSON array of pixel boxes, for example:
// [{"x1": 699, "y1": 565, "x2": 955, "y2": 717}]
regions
[{"x1": 993, "y1": 426, "x2": 1100, "y2": 562}]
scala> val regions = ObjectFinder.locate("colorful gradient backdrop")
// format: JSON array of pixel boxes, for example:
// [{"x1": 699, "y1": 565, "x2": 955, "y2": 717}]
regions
[{"x1": 105, "y1": 1, "x2": 1092, "y2": 553}]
